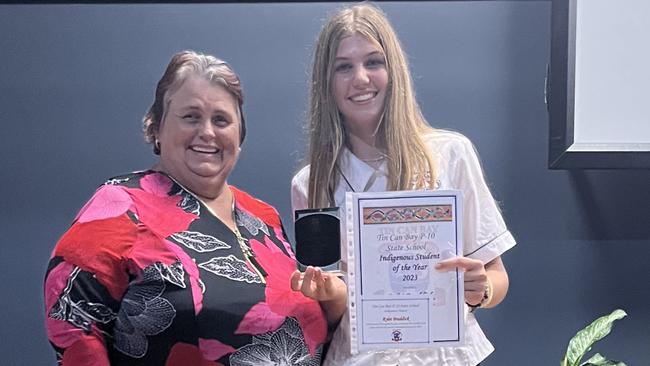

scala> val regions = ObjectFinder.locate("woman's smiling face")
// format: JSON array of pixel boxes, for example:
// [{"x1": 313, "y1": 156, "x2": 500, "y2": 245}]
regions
[
  {"x1": 332, "y1": 33, "x2": 389, "y2": 137},
  {"x1": 156, "y1": 74, "x2": 241, "y2": 198}
]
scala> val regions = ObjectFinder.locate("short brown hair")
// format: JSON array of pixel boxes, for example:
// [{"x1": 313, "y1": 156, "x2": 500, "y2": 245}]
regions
[{"x1": 143, "y1": 50, "x2": 246, "y2": 154}]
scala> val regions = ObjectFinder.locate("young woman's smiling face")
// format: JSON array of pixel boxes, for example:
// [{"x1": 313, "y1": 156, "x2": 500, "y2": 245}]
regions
[
  {"x1": 157, "y1": 74, "x2": 241, "y2": 198},
  {"x1": 332, "y1": 33, "x2": 389, "y2": 137}
]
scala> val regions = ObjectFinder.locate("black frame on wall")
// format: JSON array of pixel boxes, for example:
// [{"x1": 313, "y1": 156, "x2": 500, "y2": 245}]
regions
[{"x1": 548, "y1": 0, "x2": 650, "y2": 169}]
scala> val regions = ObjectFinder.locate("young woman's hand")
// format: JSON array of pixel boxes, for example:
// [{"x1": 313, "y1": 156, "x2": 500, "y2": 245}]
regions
[
  {"x1": 436, "y1": 256, "x2": 489, "y2": 306},
  {"x1": 436, "y1": 256, "x2": 509, "y2": 308}
]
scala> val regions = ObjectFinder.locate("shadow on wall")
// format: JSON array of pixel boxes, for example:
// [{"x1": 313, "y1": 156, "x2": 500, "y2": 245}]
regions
[
  {"x1": 568, "y1": 169, "x2": 650, "y2": 240},
  {"x1": 569, "y1": 169, "x2": 650, "y2": 359}
]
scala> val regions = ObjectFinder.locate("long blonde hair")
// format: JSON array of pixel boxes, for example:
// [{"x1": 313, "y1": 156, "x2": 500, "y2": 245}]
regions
[{"x1": 307, "y1": 3, "x2": 437, "y2": 207}]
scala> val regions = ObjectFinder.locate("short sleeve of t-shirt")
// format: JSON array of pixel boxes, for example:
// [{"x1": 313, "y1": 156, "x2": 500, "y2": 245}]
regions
[{"x1": 434, "y1": 132, "x2": 515, "y2": 263}]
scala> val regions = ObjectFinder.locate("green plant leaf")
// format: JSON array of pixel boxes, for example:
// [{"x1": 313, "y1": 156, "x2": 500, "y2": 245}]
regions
[
  {"x1": 581, "y1": 353, "x2": 627, "y2": 366},
  {"x1": 583, "y1": 353, "x2": 606, "y2": 364},
  {"x1": 563, "y1": 309, "x2": 627, "y2": 366}
]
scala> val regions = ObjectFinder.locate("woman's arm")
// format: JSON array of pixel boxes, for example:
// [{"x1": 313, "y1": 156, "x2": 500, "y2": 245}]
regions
[
  {"x1": 45, "y1": 259, "x2": 113, "y2": 365},
  {"x1": 483, "y1": 256, "x2": 509, "y2": 308},
  {"x1": 45, "y1": 184, "x2": 139, "y2": 365}
]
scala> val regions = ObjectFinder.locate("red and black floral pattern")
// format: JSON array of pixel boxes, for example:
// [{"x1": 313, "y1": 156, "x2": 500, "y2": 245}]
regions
[{"x1": 45, "y1": 170, "x2": 327, "y2": 365}]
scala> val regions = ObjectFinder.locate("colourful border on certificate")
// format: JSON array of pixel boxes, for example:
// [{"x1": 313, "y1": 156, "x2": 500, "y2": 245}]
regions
[{"x1": 363, "y1": 204, "x2": 453, "y2": 224}]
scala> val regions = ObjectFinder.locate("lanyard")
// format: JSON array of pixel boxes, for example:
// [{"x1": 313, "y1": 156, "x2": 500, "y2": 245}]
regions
[{"x1": 337, "y1": 163, "x2": 385, "y2": 193}]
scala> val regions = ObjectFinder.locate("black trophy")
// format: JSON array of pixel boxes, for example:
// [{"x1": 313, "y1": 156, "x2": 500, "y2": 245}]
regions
[{"x1": 294, "y1": 207, "x2": 341, "y2": 273}]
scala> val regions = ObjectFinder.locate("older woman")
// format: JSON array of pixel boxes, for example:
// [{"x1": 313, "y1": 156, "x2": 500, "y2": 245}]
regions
[
  {"x1": 44, "y1": 51, "x2": 329, "y2": 365},
  {"x1": 291, "y1": 3, "x2": 516, "y2": 366}
]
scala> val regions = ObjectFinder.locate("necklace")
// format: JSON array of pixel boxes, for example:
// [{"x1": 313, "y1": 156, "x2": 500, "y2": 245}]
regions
[
  {"x1": 231, "y1": 202, "x2": 268, "y2": 283},
  {"x1": 337, "y1": 163, "x2": 385, "y2": 193},
  {"x1": 359, "y1": 155, "x2": 386, "y2": 163},
  {"x1": 203, "y1": 192, "x2": 267, "y2": 283},
  {"x1": 163, "y1": 173, "x2": 267, "y2": 283}
]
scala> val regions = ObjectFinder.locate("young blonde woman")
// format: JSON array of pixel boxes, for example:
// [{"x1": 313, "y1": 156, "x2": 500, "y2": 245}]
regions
[{"x1": 290, "y1": 3, "x2": 516, "y2": 365}]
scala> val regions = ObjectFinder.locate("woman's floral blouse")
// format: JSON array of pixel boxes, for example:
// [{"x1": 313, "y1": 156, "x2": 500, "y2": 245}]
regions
[{"x1": 45, "y1": 170, "x2": 327, "y2": 365}]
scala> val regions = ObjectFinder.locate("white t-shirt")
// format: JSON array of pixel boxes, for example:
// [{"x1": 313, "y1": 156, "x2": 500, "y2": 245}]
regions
[{"x1": 291, "y1": 130, "x2": 516, "y2": 366}]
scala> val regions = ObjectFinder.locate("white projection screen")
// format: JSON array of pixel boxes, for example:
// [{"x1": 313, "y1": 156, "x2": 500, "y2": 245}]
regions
[{"x1": 548, "y1": 0, "x2": 650, "y2": 168}]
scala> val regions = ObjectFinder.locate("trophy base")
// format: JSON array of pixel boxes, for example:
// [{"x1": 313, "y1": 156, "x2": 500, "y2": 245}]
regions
[{"x1": 297, "y1": 261, "x2": 346, "y2": 277}]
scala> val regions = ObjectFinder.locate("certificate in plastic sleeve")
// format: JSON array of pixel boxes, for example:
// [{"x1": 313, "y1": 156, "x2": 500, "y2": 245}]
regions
[{"x1": 345, "y1": 190, "x2": 464, "y2": 354}]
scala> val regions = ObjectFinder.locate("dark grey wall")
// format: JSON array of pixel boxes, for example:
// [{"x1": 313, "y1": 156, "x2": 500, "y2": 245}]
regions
[{"x1": 1, "y1": 2, "x2": 648, "y2": 365}]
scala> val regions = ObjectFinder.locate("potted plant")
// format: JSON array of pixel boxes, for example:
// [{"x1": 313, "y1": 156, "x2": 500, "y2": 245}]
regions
[{"x1": 561, "y1": 309, "x2": 627, "y2": 366}]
